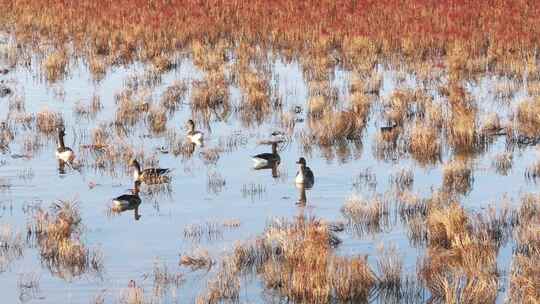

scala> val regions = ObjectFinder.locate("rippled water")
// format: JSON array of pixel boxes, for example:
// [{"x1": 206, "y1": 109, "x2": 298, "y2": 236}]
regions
[{"x1": 0, "y1": 46, "x2": 537, "y2": 303}]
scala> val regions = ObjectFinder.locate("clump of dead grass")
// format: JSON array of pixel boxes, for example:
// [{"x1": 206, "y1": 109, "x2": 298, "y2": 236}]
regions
[
  {"x1": 73, "y1": 96, "x2": 102, "y2": 120},
  {"x1": 0, "y1": 224, "x2": 24, "y2": 272},
  {"x1": 160, "y1": 81, "x2": 187, "y2": 113},
  {"x1": 409, "y1": 123, "x2": 440, "y2": 165},
  {"x1": 184, "y1": 222, "x2": 223, "y2": 243},
  {"x1": 442, "y1": 159, "x2": 473, "y2": 194},
  {"x1": 42, "y1": 50, "x2": 68, "y2": 81},
  {"x1": 341, "y1": 194, "x2": 389, "y2": 235},
  {"x1": 27, "y1": 200, "x2": 103, "y2": 279},
  {"x1": 492, "y1": 152, "x2": 513, "y2": 175},
  {"x1": 36, "y1": 110, "x2": 63, "y2": 135},
  {"x1": 146, "y1": 107, "x2": 168, "y2": 134},
  {"x1": 179, "y1": 248, "x2": 214, "y2": 271},
  {"x1": 421, "y1": 203, "x2": 500, "y2": 303},
  {"x1": 516, "y1": 97, "x2": 540, "y2": 137}
]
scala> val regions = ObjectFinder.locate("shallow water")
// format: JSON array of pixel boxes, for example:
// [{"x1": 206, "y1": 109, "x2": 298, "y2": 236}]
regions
[{"x1": 0, "y1": 46, "x2": 537, "y2": 303}]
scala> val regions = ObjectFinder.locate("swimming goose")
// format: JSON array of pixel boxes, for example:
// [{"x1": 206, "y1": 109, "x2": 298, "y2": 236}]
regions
[
  {"x1": 252, "y1": 142, "x2": 280, "y2": 168},
  {"x1": 56, "y1": 127, "x2": 75, "y2": 163},
  {"x1": 186, "y1": 119, "x2": 203, "y2": 145},
  {"x1": 112, "y1": 181, "x2": 142, "y2": 220},
  {"x1": 113, "y1": 181, "x2": 142, "y2": 210},
  {"x1": 130, "y1": 159, "x2": 170, "y2": 183},
  {"x1": 295, "y1": 157, "x2": 314, "y2": 188}
]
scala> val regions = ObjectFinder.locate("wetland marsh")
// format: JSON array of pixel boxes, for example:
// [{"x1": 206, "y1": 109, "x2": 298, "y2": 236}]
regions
[{"x1": 0, "y1": 1, "x2": 539, "y2": 303}]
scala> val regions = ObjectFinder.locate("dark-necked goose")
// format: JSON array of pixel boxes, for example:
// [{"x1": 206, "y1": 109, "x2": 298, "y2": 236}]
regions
[
  {"x1": 186, "y1": 119, "x2": 203, "y2": 145},
  {"x1": 130, "y1": 159, "x2": 170, "y2": 183},
  {"x1": 252, "y1": 142, "x2": 280, "y2": 168},
  {"x1": 113, "y1": 181, "x2": 142, "y2": 210},
  {"x1": 295, "y1": 157, "x2": 314, "y2": 188},
  {"x1": 56, "y1": 127, "x2": 75, "y2": 163},
  {"x1": 112, "y1": 181, "x2": 142, "y2": 220}
]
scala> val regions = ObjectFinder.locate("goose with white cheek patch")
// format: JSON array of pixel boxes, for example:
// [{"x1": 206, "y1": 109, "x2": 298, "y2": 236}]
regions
[
  {"x1": 129, "y1": 159, "x2": 170, "y2": 183},
  {"x1": 56, "y1": 127, "x2": 75, "y2": 163},
  {"x1": 186, "y1": 119, "x2": 203, "y2": 145},
  {"x1": 295, "y1": 157, "x2": 314, "y2": 189}
]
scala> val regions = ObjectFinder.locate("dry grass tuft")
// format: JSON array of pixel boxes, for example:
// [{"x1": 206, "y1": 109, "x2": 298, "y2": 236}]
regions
[
  {"x1": 421, "y1": 201, "x2": 500, "y2": 303},
  {"x1": 73, "y1": 95, "x2": 102, "y2": 120},
  {"x1": 376, "y1": 245, "x2": 403, "y2": 292},
  {"x1": 160, "y1": 81, "x2": 187, "y2": 113},
  {"x1": 516, "y1": 97, "x2": 540, "y2": 137},
  {"x1": 36, "y1": 110, "x2": 63, "y2": 135},
  {"x1": 184, "y1": 222, "x2": 223, "y2": 243},
  {"x1": 390, "y1": 168, "x2": 414, "y2": 191},
  {"x1": 207, "y1": 171, "x2": 225, "y2": 194},
  {"x1": 115, "y1": 88, "x2": 151, "y2": 127},
  {"x1": 492, "y1": 152, "x2": 513, "y2": 175},
  {"x1": 0, "y1": 224, "x2": 24, "y2": 272},
  {"x1": 509, "y1": 195, "x2": 540, "y2": 303},
  {"x1": 409, "y1": 123, "x2": 440, "y2": 165},
  {"x1": 192, "y1": 75, "x2": 229, "y2": 112},
  {"x1": 42, "y1": 50, "x2": 68, "y2": 81},
  {"x1": 341, "y1": 194, "x2": 389, "y2": 235},
  {"x1": 27, "y1": 200, "x2": 103, "y2": 279},
  {"x1": 442, "y1": 159, "x2": 473, "y2": 194},
  {"x1": 148, "y1": 260, "x2": 184, "y2": 296},
  {"x1": 146, "y1": 107, "x2": 168, "y2": 134},
  {"x1": 179, "y1": 249, "x2": 214, "y2": 271}
]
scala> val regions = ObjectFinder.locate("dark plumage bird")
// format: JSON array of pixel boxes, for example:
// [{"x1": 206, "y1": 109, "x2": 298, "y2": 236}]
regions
[
  {"x1": 130, "y1": 159, "x2": 170, "y2": 183},
  {"x1": 295, "y1": 157, "x2": 314, "y2": 188},
  {"x1": 252, "y1": 142, "x2": 280, "y2": 168},
  {"x1": 113, "y1": 181, "x2": 142, "y2": 210},
  {"x1": 55, "y1": 127, "x2": 75, "y2": 163}
]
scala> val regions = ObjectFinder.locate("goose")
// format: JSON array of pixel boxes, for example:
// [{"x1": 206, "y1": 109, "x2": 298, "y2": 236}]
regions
[
  {"x1": 56, "y1": 127, "x2": 75, "y2": 163},
  {"x1": 186, "y1": 119, "x2": 203, "y2": 145},
  {"x1": 295, "y1": 157, "x2": 314, "y2": 188},
  {"x1": 129, "y1": 159, "x2": 170, "y2": 183},
  {"x1": 252, "y1": 142, "x2": 280, "y2": 168},
  {"x1": 112, "y1": 181, "x2": 142, "y2": 210}
]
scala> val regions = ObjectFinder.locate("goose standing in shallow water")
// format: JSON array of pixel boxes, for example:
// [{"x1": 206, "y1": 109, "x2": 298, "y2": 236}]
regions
[
  {"x1": 295, "y1": 157, "x2": 314, "y2": 188},
  {"x1": 56, "y1": 127, "x2": 75, "y2": 163},
  {"x1": 112, "y1": 181, "x2": 142, "y2": 220},
  {"x1": 252, "y1": 142, "x2": 280, "y2": 168},
  {"x1": 130, "y1": 159, "x2": 170, "y2": 183},
  {"x1": 186, "y1": 119, "x2": 203, "y2": 145}
]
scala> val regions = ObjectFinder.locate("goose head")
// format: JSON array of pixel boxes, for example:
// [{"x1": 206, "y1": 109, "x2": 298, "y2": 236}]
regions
[{"x1": 185, "y1": 119, "x2": 195, "y2": 132}]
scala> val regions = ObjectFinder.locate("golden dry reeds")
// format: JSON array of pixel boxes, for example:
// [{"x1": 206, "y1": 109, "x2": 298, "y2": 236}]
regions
[
  {"x1": 42, "y1": 50, "x2": 68, "y2": 81},
  {"x1": 516, "y1": 97, "x2": 540, "y2": 138},
  {"x1": 0, "y1": 224, "x2": 24, "y2": 272},
  {"x1": 115, "y1": 90, "x2": 151, "y2": 128},
  {"x1": 27, "y1": 200, "x2": 103, "y2": 279},
  {"x1": 409, "y1": 123, "x2": 440, "y2": 165},
  {"x1": 341, "y1": 194, "x2": 389, "y2": 235},
  {"x1": 146, "y1": 107, "x2": 167, "y2": 134},
  {"x1": 442, "y1": 159, "x2": 473, "y2": 194},
  {"x1": 492, "y1": 152, "x2": 513, "y2": 176},
  {"x1": 179, "y1": 249, "x2": 213, "y2": 271},
  {"x1": 160, "y1": 81, "x2": 187, "y2": 114},
  {"x1": 36, "y1": 110, "x2": 63, "y2": 135}
]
